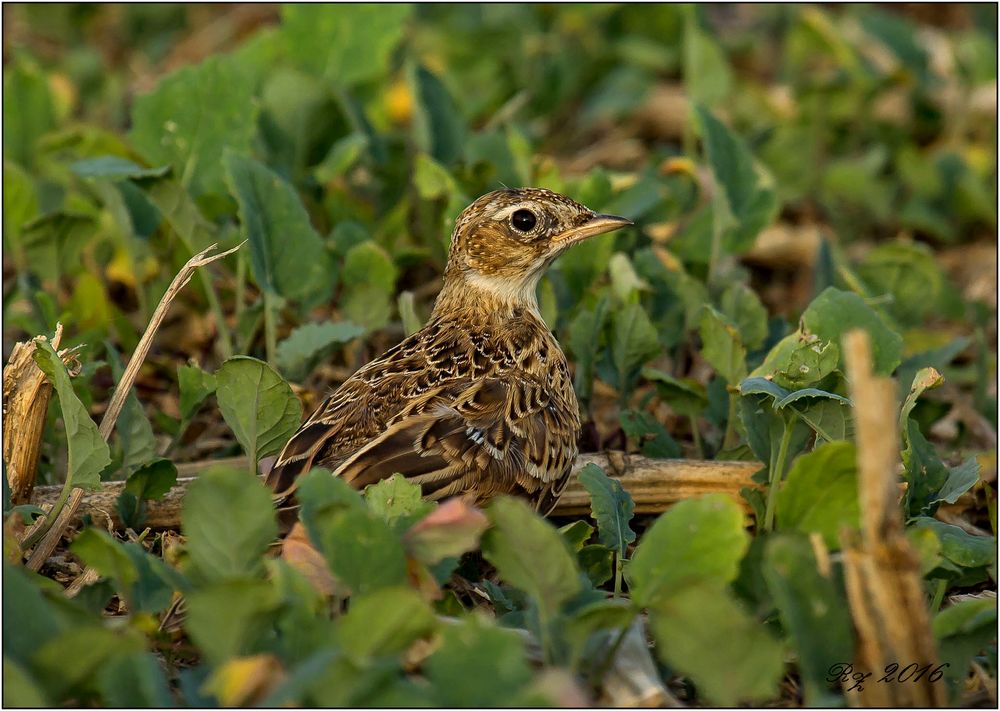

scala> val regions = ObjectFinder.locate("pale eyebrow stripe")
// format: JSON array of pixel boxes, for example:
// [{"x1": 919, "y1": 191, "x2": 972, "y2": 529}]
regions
[{"x1": 490, "y1": 202, "x2": 534, "y2": 221}]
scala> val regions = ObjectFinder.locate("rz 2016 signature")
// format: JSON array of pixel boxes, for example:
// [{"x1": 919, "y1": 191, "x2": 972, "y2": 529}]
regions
[{"x1": 827, "y1": 662, "x2": 950, "y2": 692}]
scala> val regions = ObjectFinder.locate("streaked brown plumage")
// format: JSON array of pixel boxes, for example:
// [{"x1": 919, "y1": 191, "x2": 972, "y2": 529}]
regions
[{"x1": 266, "y1": 188, "x2": 631, "y2": 513}]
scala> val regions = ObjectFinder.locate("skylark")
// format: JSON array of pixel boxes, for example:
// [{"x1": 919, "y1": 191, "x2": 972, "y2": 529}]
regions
[{"x1": 266, "y1": 188, "x2": 631, "y2": 513}]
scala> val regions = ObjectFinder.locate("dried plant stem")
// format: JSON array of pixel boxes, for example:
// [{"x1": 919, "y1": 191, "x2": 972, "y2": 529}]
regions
[
  {"x1": 24, "y1": 243, "x2": 244, "y2": 572},
  {"x1": 29, "y1": 453, "x2": 762, "y2": 530},
  {"x1": 840, "y1": 329, "x2": 946, "y2": 707}
]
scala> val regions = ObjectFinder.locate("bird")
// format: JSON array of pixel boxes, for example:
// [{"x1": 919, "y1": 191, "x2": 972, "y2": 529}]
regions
[{"x1": 265, "y1": 188, "x2": 632, "y2": 514}]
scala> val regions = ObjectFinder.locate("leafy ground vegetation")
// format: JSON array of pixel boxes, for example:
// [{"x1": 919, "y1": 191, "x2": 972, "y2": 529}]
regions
[{"x1": 2, "y1": 4, "x2": 997, "y2": 707}]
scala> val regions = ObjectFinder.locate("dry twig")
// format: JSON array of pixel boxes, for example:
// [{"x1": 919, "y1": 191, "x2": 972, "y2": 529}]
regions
[{"x1": 24, "y1": 243, "x2": 243, "y2": 571}]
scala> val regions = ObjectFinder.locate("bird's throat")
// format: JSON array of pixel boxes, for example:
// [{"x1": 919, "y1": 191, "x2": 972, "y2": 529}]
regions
[{"x1": 432, "y1": 270, "x2": 544, "y2": 321}]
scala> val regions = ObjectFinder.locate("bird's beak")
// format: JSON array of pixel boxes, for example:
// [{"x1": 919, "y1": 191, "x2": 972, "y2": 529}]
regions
[{"x1": 551, "y1": 213, "x2": 633, "y2": 245}]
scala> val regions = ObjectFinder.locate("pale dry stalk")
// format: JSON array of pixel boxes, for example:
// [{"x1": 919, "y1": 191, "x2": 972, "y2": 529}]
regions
[
  {"x1": 24, "y1": 242, "x2": 244, "y2": 571},
  {"x1": 840, "y1": 329, "x2": 946, "y2": 707}
]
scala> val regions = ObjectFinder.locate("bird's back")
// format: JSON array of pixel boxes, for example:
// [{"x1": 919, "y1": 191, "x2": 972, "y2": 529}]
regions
[{"x1": 266, "y1": 306, "x2": 581, "y2": 513}]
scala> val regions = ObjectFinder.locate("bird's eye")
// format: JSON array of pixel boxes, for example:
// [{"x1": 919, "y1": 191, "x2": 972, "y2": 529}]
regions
[{"x1": 511, "y1": 209, "x2": 537, "y2": 233}]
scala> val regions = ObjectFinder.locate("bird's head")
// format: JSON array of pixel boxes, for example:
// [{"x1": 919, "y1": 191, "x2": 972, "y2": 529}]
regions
[{"x1": 439, "y1": 188, "x2": 632, "y2": 309}]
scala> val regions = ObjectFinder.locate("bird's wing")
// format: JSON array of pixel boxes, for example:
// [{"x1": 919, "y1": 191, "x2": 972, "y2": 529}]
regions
[{"x1": 332, "y1": 375, "x2": 578, "y2": 510}]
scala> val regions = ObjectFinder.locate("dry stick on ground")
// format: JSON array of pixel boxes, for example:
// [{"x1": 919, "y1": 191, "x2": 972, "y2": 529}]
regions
[
  {"x1": 840, "y1": 329, "x2": 946, "y2": 707},
  {"x1": 24, "y1": 243, "x2": 244, "y2": 572},
  {"x1": 3, "y1": 324, "x2": 67, "y2": 504},
  {"x1": 29, "y1": 453, "x2": 763, "y2": 530}
]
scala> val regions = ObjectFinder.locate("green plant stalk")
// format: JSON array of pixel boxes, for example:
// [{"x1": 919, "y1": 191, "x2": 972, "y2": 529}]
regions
[
  {"x1": 763, "y1": 419, "x2": 794, "y2": 532},
  {"x1": 930, "y1": 578, "x2": 948, "y2": 614},
  {"x1": 198, "y1": 268, "x2": 233, "y2": 360},
  {"x1": 22, "y1": 481, "x2": 72, "y2": 550},
  {"x1": 234, "y1": 247, "x2": 246, "y2": 326},
  {"x1": 722, "y1": 392, "x2": 739, "y2": 450},
  {"x1": 613, "y1": 551, "x2": 623, "y2": 599},
  {"x1": 263, "y1": 290, "x2": 279, "y2": 368}
]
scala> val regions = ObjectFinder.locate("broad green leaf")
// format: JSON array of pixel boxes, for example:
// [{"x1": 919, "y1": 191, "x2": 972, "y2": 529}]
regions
[
  {"x1": 177, "y1": 364, "x2": 217, "y2": 423},
  {"x1": 3, "y1": 55, "x2": 56, "y2": 167},
  {"x1": 902, "y1": 421, "x2": 952, "y2": 515},
  {"x1": 620, "y1": 409, "x2": 682, "y2": 458},
  {"x1": 910, "y1": 518, "x2": 996, "y2": 570},
  {"x1": 185, "y1": 580, "x2": 278, "y2": 666},
  {"x1": 933, "y1": 597, "x2": 998, "y2": 692},
  {"x1": 608, "y1": 252, "x2": 650, "y2": 303},
  {"x1": 577, "y1": 464, "x2": 636, "y2": 558},
  {"x1": 297, "y1": 468, "x2": 364, "y2": 532},
  {"x1": 776, "y1": 441, "x2": 859, "y2": 549},
  {"x1": 683, "y1": 12, "x2": 732, "y2": 106},
  {"x1": 124, "y1": 459, "x2": 177, "y2": 501},
  {"x1": 3, "y1": 160, "x2": 38, "y2": 256},
  {"x1": 282, "y1": 4, "x2": 411, "y2": 86},
  {"x1": 754, "y1": 333, "x2": 840, "y2": 390},
  {"x1": 364, "y1": 474, "x2": 434, "y2": 532},
  {"x1": 566, "y1": 296, "x2": 610, "y2": 408},
  {"x1": 308, "y1": 508, "x2": 408, "y2": 596},
  {"x1": 649, "y1": 583, "x2": 785, "y2": 706},
  {"x1": 579, "y1": 544, "x2": 615, "y2": 587},
  {"x1": 224, "y1": 151, "x2": 333, "y2": 303},
  {"x1": 627, "y1": 494, "x2": 748, "y2": 606},
  {"x1": 932, "y1": 458, "x2": 980, "y2": 506},
  {"x1": 775, "y1": 388, "x2": 851, "y2": 410},
  {"x1": 857, "y1": 241, "x2": 945, "y2": 326},
  {"x1": 763, "y1": 534, "x2": 852, "y2": 705},
  {"x1": 130, "y1": 55, "x2": 257, "y2": 198},
  {"x1": 315, "y1": 133, "x2": 369, "y2": 183},
  {"x1": 801, "y1": 287, "x2": 903, "y2": 376},
  {"x1": 340, "y1": 241, "x2": 399, "y2": 331},
  {"x1": 336, "y1": 587, "x2": 435, "y2": 659},
  {"x1": 70, "y1": 156, "x2": 170, "y2": 181},
  {"x1": 558, "y1": 520, "x2": 594, "y2": 551},
  {"x1": 720, "y1": 282, "x2": 768, "y2": 350},
  {"x1": 276, "y1": 321, "x2": 365, "y2": 382},
  {"x1": 933, "y1": 597, "x2": 997, "y2": 640},
  {"x1": 424, "y1": 614, "x2": 533, "y2": 707},
  {"x1": 611, "y1": 301, "x2": 661, "y2": 394},
  {"x1": 21, "y1": 211, "x2": 97, "y2": 284},
  {"x1": 97, "y1": 652, "x2": 174, "y2": 707},
  {"x1": 642, "y1": 367, "x2": 708, "y2": 417},
  {"x1": 3, "y1": 657, "x2": 48, "y2": 707},
  {"x1": 694, "y1": 104, "x2": 758, "y2": 224},
  {"x1": 413, "y1": 152, "x2": 459, "y2": 200},
  {"x1": 397, "y1": 291, "x2": 423, "y2": 336},
  {"x1": 107, "y1": 343, "x2": 156, "y2": 472},
  {"x1": 134, "y1": 175, "x2": 216, "y2": 251},
  {"x1": 181, "y1": 465, "x2": 278, "y2": 582},
  {"x1": 699, "y1": 305, "x2": 747, "y2": 384},
  {"x1": 32, "y1": 625, "x2": 144, "y2": 699},
  {"x1": 216, "y1": 356, "x2": 302, "y2": 465},
  {"x1": 32, "y1": 339, "x2": 109, "y2": 493},
  {"x1": 482, "y1": 497, "x2": 581, "y2": 619}
]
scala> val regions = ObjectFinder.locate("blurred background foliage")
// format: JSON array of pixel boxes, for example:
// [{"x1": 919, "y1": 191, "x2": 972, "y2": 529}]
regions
[{"x1": 2, "y1": 4, "x2": 997, "y2": 706}]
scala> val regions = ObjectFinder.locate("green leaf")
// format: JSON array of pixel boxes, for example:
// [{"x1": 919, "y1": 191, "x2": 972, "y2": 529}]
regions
[
  {"x1": 899, "y1": 367, "x2": 945, "y2": 436},
  {"x1": 337, "y1": 587, "x2": 435, "y2": 659},
  {"x1": 177, "y1": 363, "x2": 217, "y2": 423},
  {"x1": 32, "y1": 625, "x2": 144, "y2": 699},
  {"x1": 413, "y1": 152, "x2": 459, "y2": 200},
  {"x1": 567, "y1": 296, "x2": 610, "y2": 408},
  {"x1": 3, "y1": 657, "x2": 48, "y2": 707},
  {"x1": 97, "y1": 652, "x2": 174, "y2": 707},
  {"x1": 754, "y1": 333, "x2": 841, "y2": 390},
  {"x1": 397, "y1": 291, "x2": 423, "y2": 336},
  {"x1": 364, "y1": 474, "x2": 434, "y2": 532},
  {"x1": 276, "y1": 321, "x2": 365, "y2": 382},
  {"x1": 801, "y1": 287, "x2": 903, "y2": 376},
  {"x1": 315, "y1": 133, "x2": 369, "y2": 183},
  {"x1": 32, "y1": 339, "x2": 109, "y2": 493},
  {"x1": 558, "y1": 520, "x2": 594, "y2": 551},
  {"x1": 776, "y1": 441, "x2": 859, "y2": 549},
  {"x1": 611, "y1": 301, "x2": 661, "y2": 394},
  {"x1": 216, "y1": 356, "x2": 302, "y2": 465},
  {"x1": 902, "y1": 420, "x2": 952, "y2": 516},
  {"x1": 763, "y1": 534, "x2": 853, "y2": 705},
  {"x1": 694, "y1": 104, "x2": 758, "y2": 223},
  {"x1": 932, "y1": 458, "x2": 980, "y2": 506},
  {"x1": 70, "y1": 156, "x2": 170, "y2": 181},
  {"x1": 224, "y1": 151, "x2": 333, "y2": 303},
  {"x1": 424, "y1": 614, "x2": 533, "y2": 707},
  {"x1": 642, "y1": 367, "x2": 708, "y2": 417},
  {"x1": 130, "y1": 55, "x2": 257, "y2": 198},
  {"x1": 3, "y1": 55, "x2": 55, "y2": 168},
  {"x1": 185, "y1": 580, "x2": 278, "y2": 666},
  {"x1": 608, "y1": 252, "x2": 650, "y2": 303},
  {"x1": 699, "y1": 305, "x2": 747, "y2": 384},
  {"x1": 720, "y1": 282, "x2": 768, "y2": 350},
  {"x1": 649, "y1": 583, "x2": 785, "y2": 706},
  {"x1": 340, "y1": 241, "x2": 399, "y2": 331},
  {"x1": 857, "y1": 242, "x2": 945, "y2": 326},
  {"x1": 482, "y1": 497, "x2": 581, "y2": 619},
  {"x1": 620, "y1": 409, "x2": 682, "y2": 458},
  {"x1": 683, "y1": 14, "x2": 732, "y2": 106},
  {"x1": 297, "y1": 468, "x2": 365, "y2": 531},
  {"x1": 282, "y1": 4, "x2": 411, "y2": 86},
  {"x1": 3, "y1": 159, "x2": 39, "y2": 255},
  {"x1": 308, "y1": 508, "x2": 408, "y2": 596},
  {"x1": 577, "y1": 463, "x2": 636, "y2": 557},
  {"x1": 181, "y1": 465, "x2": 278, "y2": 583},
  {"x1": 124, "y1": 458, "x2": 177, "y2": 501},
  {"x1": 910, "y1": 518, "x2": 996, "y2": 570},
  {"x1": 410, "y1": 63, "x2": 467, "y2": 166},
  {"x1": 933, "y1": 597, "x2": 997, "y2": 639},
  {"x1": 627, "y1": 494, "x2": 749, "y2": 607}
]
